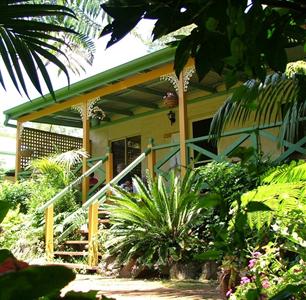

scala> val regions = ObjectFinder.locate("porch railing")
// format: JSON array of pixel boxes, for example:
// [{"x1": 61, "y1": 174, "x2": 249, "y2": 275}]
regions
[
  {"x1": 151, "y1": 121, "x2": 306, "y2": 175},
  {"x1": 40, "y1": 145, "x2": 153, "y2": 266}
]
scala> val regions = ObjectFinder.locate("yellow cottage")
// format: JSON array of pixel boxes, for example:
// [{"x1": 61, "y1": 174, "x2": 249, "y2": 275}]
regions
[{"x1": 4, "y1": 47, "x2": 306, "y2": 266}]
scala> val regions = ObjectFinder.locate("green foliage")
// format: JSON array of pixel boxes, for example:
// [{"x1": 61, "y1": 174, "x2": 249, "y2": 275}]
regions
[
  {"x1": 105, "y1": 171, "x2": 204, "y2": 267},
  {"x1": 239, "y1": 183, "x2": 305, "y2": 231},
  {"x1": 0, "y1": 0, "x2": 77, "y2": 98},
  {"x1": 101, "y1": 1, "x2": 305, "y2": 86},
  {"x1": 0, "y1": 250, "x2": 104, "y2": 300},
  {"x1": 262, "y1": 160, "x2": 306, "y2": 184},
  {"x1": 0, "y1": 181, "x2": 34, "y2": 214},
  {"x1": 210, "y1": 62, "x2": 306, "y2": 143},
  {"x1": 198, "y1": 161, "x2": 253, "y2": 204}
]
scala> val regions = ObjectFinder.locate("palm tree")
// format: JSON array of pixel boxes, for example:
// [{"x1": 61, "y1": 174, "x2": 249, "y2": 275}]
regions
[
  {"x1": 0, "y1": 0, "x2": 104, "y2": 99},
  {"x1": 210, "y1": 61, "x2": 306, "y2": 144}
]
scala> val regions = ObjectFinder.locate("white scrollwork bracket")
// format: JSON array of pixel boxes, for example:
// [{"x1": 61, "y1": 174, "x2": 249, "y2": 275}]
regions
[
  {"x1": 72, "y1": 97, "x2": 100, "y2": 121},
  {"x1": 160, "y1": 66, "x2": 195, "y2": 93}
]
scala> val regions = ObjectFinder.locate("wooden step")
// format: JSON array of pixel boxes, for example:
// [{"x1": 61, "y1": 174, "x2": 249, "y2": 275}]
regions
[
  {"x1": 54, "y1": 251, "x2": 88, "y2": 256},
  {"x1": 50, "y1": 262, "x2": 98, "y2": 272},
  {"x1": 98, "y1": 209, "x2": 110, "y2": 215},
  {"x1": 99, "y1": 219, "x2": 110, "y2": 224},
  {"x1": 54, "y1": 251, "x2": 102, "y2": 257},
  {"x1": 64, "y1": 240, "x2": 88, "y2": 245}
]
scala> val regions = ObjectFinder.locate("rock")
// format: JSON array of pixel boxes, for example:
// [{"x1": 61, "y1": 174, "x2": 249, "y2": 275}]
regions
[
  {"x1": 169, "y1": 261, "x2": 202, "y2": 280},
  {"x1": 200, "y1": 261, "x2": 218, "y2": 280}
]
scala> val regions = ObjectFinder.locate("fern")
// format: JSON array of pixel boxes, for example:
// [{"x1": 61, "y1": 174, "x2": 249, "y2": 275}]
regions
[
  {"x1": 240, "y1": 183, "x2": 305, "y2": 231},
  {"x1": 262, "y1": 160, "x2": 306, "y2": 184}
]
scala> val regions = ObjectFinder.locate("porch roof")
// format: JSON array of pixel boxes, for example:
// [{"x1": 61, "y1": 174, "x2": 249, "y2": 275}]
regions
[{"x1": 3, "y1": 47, "x2": 222, "y2": 128}]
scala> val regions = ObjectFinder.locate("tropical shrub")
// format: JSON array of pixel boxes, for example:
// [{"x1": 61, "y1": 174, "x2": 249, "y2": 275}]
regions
[
  {"x1": 225, "y1": 161, "x2": 306, "y2": 299},
  {"x1": 0, "y1": 200, "x2": 109, "y2": 300},
  {"x1": 104, "y1": 171, "x2": 204, "y2": 268},
  {"x1": 0, "y1": 181, "x2": 34, "y2": 214}
]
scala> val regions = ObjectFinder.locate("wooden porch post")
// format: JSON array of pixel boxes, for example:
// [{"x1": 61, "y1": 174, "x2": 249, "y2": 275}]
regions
[
  {"x1": 45, "y1": 204, "x2": 54, "y2": 261},
  {"x1": 88, "y1": 200, "x2": 99, "y2": 267},
  {"x1": 15, "y1": 121, "x2": 22, "y2": 181},
  {"x1": 147, "y1": 138, "x2": 156, "y2": 178},
  {"x1": 105, "y1": 147, "x2": 113, "y2": 184},
  {"x1": 82, "y1": 101, "x2": 90, "y2": 204},
  {"x1": 178, "y1": 71, "x2": 188, "y2": 177}
]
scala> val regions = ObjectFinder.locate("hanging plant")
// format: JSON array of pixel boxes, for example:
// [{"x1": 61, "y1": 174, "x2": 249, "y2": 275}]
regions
[{"x1": 163, "y1": 92, "x2": 178, "y2": 108}]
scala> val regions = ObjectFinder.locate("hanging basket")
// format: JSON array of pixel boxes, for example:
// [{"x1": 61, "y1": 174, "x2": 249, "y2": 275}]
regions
[{"x1": 163, "y1": 92, "x2": 178, "y2": 108}]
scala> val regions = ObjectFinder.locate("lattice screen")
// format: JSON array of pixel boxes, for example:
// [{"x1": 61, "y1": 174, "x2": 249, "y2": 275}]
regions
[{"x1": 20, "y1": 127, "x2": 83, "y2": 169}]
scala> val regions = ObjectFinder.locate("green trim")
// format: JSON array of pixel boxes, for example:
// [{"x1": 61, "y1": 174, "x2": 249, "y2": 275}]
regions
[
  {"x1": 95, "y1": 89, "x2": 233, "y2": 129},
  {"x1": 104, "y1": 95, "x2": 158, "y2": 109},
  {"x1": 102, "y1": 107, "x2": 133, "y2": 116},
  {"x1": 4, "y1": 47, "x2": 176, "y2": 121},
  {"x1": 33, "y1": 117, "x2": 82, "y2": 128}
]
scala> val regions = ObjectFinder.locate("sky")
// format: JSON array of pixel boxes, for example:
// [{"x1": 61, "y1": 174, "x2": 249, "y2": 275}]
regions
[
  {"x1": 0, "y1": 20, "x2": 156, "y2": 131},
  {"x1": 0, "y1": 20, "x2": 155, "y2": 169}
]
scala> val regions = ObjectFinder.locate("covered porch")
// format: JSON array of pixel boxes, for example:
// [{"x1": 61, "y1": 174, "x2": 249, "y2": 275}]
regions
[{"x1": 4, "y1": 47, "x2": 306, "y2": 266}]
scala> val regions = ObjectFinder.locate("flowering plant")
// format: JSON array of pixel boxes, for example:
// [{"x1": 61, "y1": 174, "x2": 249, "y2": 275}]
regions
[{"x1": 92, "y1": 106, "x2": 106, "y2": 120}]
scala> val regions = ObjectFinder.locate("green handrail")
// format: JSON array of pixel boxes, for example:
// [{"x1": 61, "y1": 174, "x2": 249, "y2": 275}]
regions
[
  {"x1": 83, "y1": 149, "x2": 150, "y2": 209},
  {"x1": 57, "y1": 147, "x2": 151, "y2": 241},
  {"x1": 39, "y1": 154, "x2": 108, "y2": 212}
]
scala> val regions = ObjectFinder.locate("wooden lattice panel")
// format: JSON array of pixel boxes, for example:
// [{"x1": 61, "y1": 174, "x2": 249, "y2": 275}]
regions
[{"x1": 20, "y1": 127, "x2": 83, "y2": 169}]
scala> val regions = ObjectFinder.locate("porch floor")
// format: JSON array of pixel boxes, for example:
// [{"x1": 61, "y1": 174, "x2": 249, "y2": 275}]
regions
[{"x1": 63, "y1": 275, "x2": 221, "y2": 300}]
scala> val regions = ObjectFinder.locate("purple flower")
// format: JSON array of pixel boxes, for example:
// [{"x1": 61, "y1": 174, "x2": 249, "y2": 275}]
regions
[
  {"x1": 262, "y1": 279, "x2": 270, "y2": 289},
  {"x1": 248, "y1": 258, "x2": 257, "y2": 268},
  {"x1": 226, "y1": 289, "x2": 232, "y2": 297},
  {"x1": 240, "y1": 276, "x2": 251, "y2": 285},
  {"x1": 252, "y1": 251, "x2": 261, "y2": 258}
]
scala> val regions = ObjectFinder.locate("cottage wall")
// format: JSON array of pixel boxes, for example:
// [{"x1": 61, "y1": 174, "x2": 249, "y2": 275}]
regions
[{"x1": 90, "y1": 92, "x2": 281, "y2": 175}]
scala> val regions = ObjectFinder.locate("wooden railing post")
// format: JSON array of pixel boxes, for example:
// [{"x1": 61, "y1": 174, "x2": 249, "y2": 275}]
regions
[
  {"x1": 45, "y1": 204, "x2": 54, "y2": 261},
  {"x1": 105, "y1": 147, "x2": 113, "y2": 184},
  {"x1": 88, "y1": 201, "x2": 99, "y2": 267},
  {"x1": 147, "y1": 138, "x2": 156, "y2": 178},
  {"x1": 15, "y1": 121, "x2": 22, "y2": 181}
]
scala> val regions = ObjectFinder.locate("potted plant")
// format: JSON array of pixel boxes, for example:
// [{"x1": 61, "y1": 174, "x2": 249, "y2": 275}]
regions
[
  {"x1": 90, "y1": 106, "x2": 106, "y2": 127},
  {"x1": 163, "y1": 92, "x2": 178, "y2": 108}
]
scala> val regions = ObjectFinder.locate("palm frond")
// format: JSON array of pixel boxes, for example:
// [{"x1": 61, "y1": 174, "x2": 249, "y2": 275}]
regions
[
  {"x1": 105, "y1": 171, "x2": 203, "y2": 266},
  {"x1": 241, "y1": 183, "x2": 305, "y2": 231},
  {"x1": 262, "y1": 160, "x2": 306, "y2": 184},
  {"x1": 52, "y1": 148, "x2": 88, "y2": 172},
  {"x1": 0, "y1": 1, "x2": 78, "y2": 98},
  {"x1": 210, "y1": 61, "x2": 306, "y2": 143}
]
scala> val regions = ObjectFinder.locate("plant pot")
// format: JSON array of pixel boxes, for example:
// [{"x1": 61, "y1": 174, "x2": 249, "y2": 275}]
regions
[
  {"x1": 90, "y1": 118, "x2": 100, "y2": 127},
  {"x1": 169, "y1": 261, "x2": 202, "y2": 280},
  {"x1": 163, "y1": 92, "x2": 178, "y2": 108}
]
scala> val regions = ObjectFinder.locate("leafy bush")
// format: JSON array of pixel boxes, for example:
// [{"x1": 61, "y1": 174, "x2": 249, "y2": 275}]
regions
[
  {"x1": 105, "y1": 171, "x2": 204, "y2": 268},
  {"x1": 225, "y1": 161, "x2": 306, "y2": 299},
  {"x1": 0, "y1": 181, "x2": 34, "y2": 214}
]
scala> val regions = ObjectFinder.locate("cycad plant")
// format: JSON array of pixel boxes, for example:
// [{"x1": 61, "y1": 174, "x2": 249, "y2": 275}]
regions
[{"x1": 105, "y1": 170, "x2": 204, "y2": 268}]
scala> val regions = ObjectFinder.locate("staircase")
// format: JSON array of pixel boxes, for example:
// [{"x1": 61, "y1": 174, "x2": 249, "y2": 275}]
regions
[{"x1": 39, "y1": 147, "x2": 153, "y2": 271}]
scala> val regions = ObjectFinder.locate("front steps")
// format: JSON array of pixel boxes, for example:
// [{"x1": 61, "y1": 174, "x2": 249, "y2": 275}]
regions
[{"x1": 53, "y1": 208, "x2": 110, "y2": 272}]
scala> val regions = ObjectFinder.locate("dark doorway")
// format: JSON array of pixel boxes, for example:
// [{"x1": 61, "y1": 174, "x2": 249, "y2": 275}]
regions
[
  {"x1": 111, "y1": 136, "x2": 142, "y2": 177},
  {"x1": 192, "y1": 118, "x2": 217, "y2": 166}
]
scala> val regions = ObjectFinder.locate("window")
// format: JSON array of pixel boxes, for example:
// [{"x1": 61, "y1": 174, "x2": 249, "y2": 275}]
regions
[
  {"x1": 192, "y1": 118, "x2": 217, "y2": 166},
  {"x1": 111, "y1": 136, "x2": 141, "y2": 177}
]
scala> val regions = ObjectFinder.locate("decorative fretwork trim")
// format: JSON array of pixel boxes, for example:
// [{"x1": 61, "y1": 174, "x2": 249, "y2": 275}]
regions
[
  {"x1": 160, "y1": 66, "x2": 195, "y2": 92},
  {"x1": 72, "y1": 97, "x2": 100, "y2": 120}
]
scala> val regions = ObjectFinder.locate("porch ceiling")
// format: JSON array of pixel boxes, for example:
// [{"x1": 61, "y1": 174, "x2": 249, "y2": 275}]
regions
[{"x1": 3, "y1": 47, "x2": 223, "y2": 128}]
